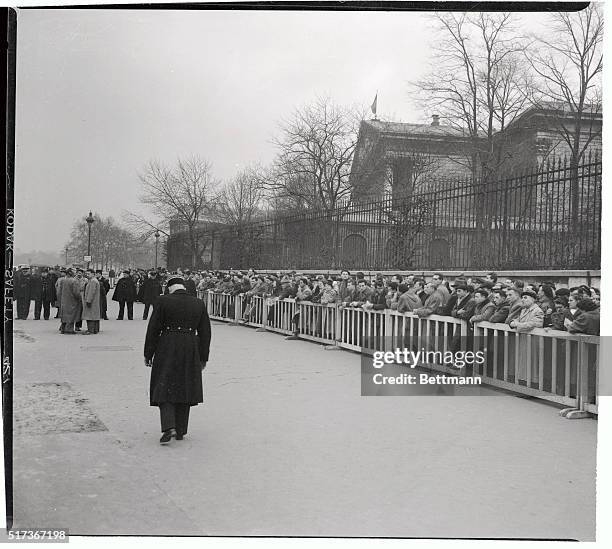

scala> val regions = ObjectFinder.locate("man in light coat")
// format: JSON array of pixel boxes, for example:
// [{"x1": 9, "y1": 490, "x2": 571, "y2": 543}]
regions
[
  {"x1": 56, "y1": 269, "x2": 82, "y2": 334},
  {"x1": 509, "y1": 291, "x2": 544, "y2": 332},
  {"x1": 82, "y1": 269, "x2": 101, "y2": 334},
  {"x1": 509, "y1": 290, "x2": 545, "y2": 384}
]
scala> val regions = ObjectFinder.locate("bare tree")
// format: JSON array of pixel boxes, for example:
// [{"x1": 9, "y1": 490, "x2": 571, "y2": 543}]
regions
[
  {"x1": 267, "y1": 97, "x2": 360, "y2": 212},
  {"x1": 64, "y1": 214, "x2": 153, "y2": 270},
  {"x1": 411, "y1": 12, "x2": 528, "y2": 179},
  {"x1": 214, "y1": 166, "x2": 265, "y2": 226},
  {"x1": 524, "y1": 4, "x2": 603, "y2": 229},
  {"x1": 126, "y1": 156, "x2": 218, "y2": 268}
]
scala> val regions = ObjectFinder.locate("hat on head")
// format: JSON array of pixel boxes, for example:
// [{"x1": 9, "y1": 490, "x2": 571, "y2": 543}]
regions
[
  {"x1": 122, "y1": 270, "x2": 130, "y2": 275},
  {"x1": 521, "y1": 290, "x2": 537, "y2": 300},
  {"x1": 452, "y1": 277, "x2": 467, "y2": 288},
  {"x1": 95, "y1": 269, "x2": 102, "y2": 274},
  {"x1": 166, "y1": 276, "x2": 185, "y2": 288},
  {"x1": 454, "y1": 283, "x2": 471, "y2": 292}
]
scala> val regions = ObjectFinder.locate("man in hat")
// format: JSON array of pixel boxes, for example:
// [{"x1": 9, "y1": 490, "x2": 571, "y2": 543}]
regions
[
  {"x1": 14, "y1": 265, "x2": 32, "y2": 319},
  {"x1": 509, "y1": 290, "x2": 544, "y2": 332},
  {"x1": 81, "y1": 269, "x2": 101, "y2": 334},
  {"x1": 144, "y1": 275, "x2": 212, "y2": 445},
  {"x1": 141, "y1": 271, "x2": 163, "y2": 320},
  {"x1": 183, "y1": 270, "x2": 197, "y2": 297},
  {"x1": 95, "y1": 270, "x2": 110, "y2": 320},
  {"x1": 32, "y1": 267, "x2": 55, "y2": 320},
  {"x1": 113, "y1": 270, "x2": 137, "y2": 320},
  {"x1": 56, "y1": 268, "x2": 82, "y2": 334}
]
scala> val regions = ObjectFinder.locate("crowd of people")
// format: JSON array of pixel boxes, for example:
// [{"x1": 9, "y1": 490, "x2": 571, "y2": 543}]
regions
[
  {"x1": 13, "y1": 266, "x2": 601, "y2": 336},
  {"x1": 197, "y1": 269, "x2": 601, "y2": 336}
]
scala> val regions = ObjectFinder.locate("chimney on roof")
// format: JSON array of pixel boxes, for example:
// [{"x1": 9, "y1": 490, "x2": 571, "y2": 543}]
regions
[{"x1": 431, "y1": 114, "x2": 440, "y2": 126}]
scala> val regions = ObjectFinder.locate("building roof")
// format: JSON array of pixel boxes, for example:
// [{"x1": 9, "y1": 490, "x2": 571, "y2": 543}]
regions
[
  {"x1": 505, "y1": 101, "x2": 602, "y2": 130},
  {"x1": 362, "y1": 119, "x2": 473, "y2": 138}
]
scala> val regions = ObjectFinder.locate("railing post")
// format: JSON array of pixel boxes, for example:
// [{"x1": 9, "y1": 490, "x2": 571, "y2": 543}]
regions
[
  {"x1": 324, "y1": 303, "x2": 342, "y2": 351},
  {"x1": 564, "y1": 338, "x2": 592, "y2": 419},
  {"x1": 228, "y1": 293, "x2": 242, "y2": 326},
  {"x1": 384, "y1": 309, "x2": 392, "y2": 353}
]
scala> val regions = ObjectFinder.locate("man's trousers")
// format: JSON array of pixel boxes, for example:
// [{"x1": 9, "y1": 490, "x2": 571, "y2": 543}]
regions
[
  {"x1": 16, "y1": 299, "x2": 30, "y2": 319},
  {"x1": 34, "y1": 299, "x2": 51, "y2": 320},
  {"x1": 159, "y1": 402, "x2": 191, "y2": 435},
  {"x1": 117, "y1": 300, "x2": 133, "y2": 320}
]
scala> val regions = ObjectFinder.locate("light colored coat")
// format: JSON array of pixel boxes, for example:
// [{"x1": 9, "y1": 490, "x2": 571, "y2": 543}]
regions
[
  {"x1": 514, "y1": 303, "x2": 545, "y2": 383},
  {"x1": 82, "y1": 277, "x2": 101, "y2": 321},
  {"x1": 514, "y1": 303, "x2": 544, "y2": 332},
  {"x1": 57, "y1": 276, "x2": 82, "y2": 323}
]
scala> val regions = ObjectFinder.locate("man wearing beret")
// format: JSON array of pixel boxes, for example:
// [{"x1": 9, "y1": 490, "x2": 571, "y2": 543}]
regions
[
  {"x1": 509, "y1": 290, "x2": 544, "y2": 332},
  {"x1": 144, "y1": 276, "x2": 212, "y2": 445}
]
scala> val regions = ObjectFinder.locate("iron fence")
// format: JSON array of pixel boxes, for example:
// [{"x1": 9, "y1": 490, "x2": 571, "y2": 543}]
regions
[{"x1": 169, "y1": 152, "x2": 601, "y2": 270}]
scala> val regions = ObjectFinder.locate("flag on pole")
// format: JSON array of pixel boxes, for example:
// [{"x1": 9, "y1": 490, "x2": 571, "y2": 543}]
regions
[{"x1": 371, "y1": 92, "x2": 378, "y2": 118}]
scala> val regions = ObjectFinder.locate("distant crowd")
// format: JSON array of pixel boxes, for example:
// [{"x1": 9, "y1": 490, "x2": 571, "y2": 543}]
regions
[{"x1": 13, "y1": 266, "x2": 600, "y2": 336}]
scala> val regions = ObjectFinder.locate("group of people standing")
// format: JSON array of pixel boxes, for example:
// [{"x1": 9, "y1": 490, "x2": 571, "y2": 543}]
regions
[{"x1": 13, "y1": 265, "x2": 165, "y2": 333}]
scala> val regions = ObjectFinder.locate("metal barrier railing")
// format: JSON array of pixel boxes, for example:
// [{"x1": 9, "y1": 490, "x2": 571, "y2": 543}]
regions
[{"x1": 204, "y1": 292, "x2": 599, "y2": 416}]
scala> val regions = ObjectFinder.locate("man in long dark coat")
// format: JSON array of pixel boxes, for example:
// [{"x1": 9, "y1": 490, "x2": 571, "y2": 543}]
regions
[
  {"x1": 112, "y1": 270, "x2": 137, "y2": 320},
  {"x1": 95, "y1": 270, "x2": 110, "y2": 320},
  {"x1": 144, "y1": 276, "x2": 211, "y2": 445},
  {"x1": 14, "y1": 265, "x2": 32, "y2": 319},
  {"x1": 31, "y1": 267, "x2": 55, "y2": 320},
  {"x1": 140, "y1": 271, "x2": 163, "y2": 320}
]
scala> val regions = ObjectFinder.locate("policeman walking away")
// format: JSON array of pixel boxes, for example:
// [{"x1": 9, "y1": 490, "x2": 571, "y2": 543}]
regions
[{"x1": 144, "y1": 276, "x2": 212, "y2": 445}]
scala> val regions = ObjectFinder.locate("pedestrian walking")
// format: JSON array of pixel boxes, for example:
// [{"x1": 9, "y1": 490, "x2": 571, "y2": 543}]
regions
[
  {"x1": 140, "y1": 271, "x2": 163, "y2": 320},
  {"x1": 113, "y1": 270, "x2": 137, "y2": 320},
  {"x1": 81, "y1": 269, "x2": 101, "y2": 334},
  {"x1": 108, "y1": 268, "x2": 116, "y2": 288},
  {"x1": 144, "y1": 276, "x2": 212, "y2": 445}
]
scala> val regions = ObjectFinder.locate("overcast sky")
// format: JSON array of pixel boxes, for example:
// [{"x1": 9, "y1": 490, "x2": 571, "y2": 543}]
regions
[{"x1": 14, "y1": 7, "x2": 557, "y2": 253}]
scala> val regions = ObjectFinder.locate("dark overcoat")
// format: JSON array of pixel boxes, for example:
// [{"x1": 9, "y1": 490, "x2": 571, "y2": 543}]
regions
[
  {"x1": 14, "y1": 272, "x2": 31, "y2": 301},
  {"x1": 140, "y1": 277, "x2": 163, "y2": 305},
  {"x1": 144, "y1": 289, "x2": 211, "y2": 406},
  {"x1": 112, "y1": 276, "x2": 137, "y2": 303}
]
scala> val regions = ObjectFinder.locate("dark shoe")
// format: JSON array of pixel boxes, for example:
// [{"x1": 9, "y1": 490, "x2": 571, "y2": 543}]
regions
[
  {"x1": 176, "y1": 433, "x2": 184, "y2": 440},
  {"x1": 160, "y1": 429, "x2": 176, "y2": 445}
]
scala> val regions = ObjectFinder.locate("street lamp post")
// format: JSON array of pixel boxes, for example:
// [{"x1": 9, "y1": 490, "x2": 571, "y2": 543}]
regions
[
  {"x1": 154, "y1": 230, "x2": 160, "y2": 269},
  {"x1": 86, "y1": 211, "x2": 95, "y2": 269},
  {"x1": 64, "y1": 246, "x2": 69, "y2": 265}
]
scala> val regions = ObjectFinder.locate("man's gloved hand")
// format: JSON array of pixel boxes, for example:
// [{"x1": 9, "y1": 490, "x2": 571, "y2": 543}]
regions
[{"x1": 144, "y1": 358, "x2": 152, "y2": 367}]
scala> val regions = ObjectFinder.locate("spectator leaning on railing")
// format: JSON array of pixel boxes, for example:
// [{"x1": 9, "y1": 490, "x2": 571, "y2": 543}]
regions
[
  {"x1": 509, "y1": 290, "x2": 544, "y2": 332},
  {"x1": 415, "y1": 281, "x2": 445, "y2": 318},
  {"x1": 489, "y1": 289, "x2": 510, "y2": 323},
  {"x1": 469, "y1": 289, "x2": 495, "y2": 325},
  {"x1": 451, "y1": 283, "x2": 476, "y2": 321},
  {"x1": 397, "y1": 280, "x2": 423, "y2": 313},
  {"x1": 565, "y1": 298, "x2": 600, "y2": 335}
]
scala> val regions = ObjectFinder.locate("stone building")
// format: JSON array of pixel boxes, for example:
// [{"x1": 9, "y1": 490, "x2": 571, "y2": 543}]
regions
[
  {"x1": 495, "y1": 103, "x2": 602, "y2": 172},
  {"x1": 349, "y1": 116, "x2": 481, "y2": 201}
]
